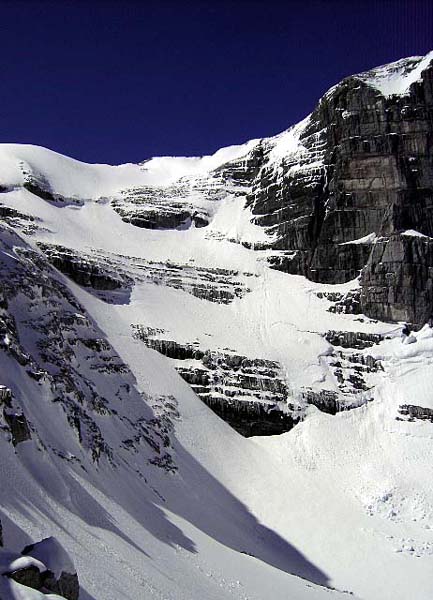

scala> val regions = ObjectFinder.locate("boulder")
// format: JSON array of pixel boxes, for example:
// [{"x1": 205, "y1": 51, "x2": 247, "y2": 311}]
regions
[
  {"x1": 22, "y1": 537, "x2": 78, "y2": 600},
  {"x1": 6, "y1": 565, "x2": 42, "y2": 590},
  {"x1": 3, "y1": 410, "x2": 31, "y2": 446}
]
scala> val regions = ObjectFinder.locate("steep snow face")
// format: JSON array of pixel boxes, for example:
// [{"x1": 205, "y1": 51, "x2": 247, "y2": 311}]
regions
[
  {"x1": 0, "y1": 51, "x2": 433, "y2": 600},
  {"x1": 355, "y1": 51, "x2": 433, "y2": 97},
  {"x1": 0, "y1": 223, "x2": 346, "y2": 600}
]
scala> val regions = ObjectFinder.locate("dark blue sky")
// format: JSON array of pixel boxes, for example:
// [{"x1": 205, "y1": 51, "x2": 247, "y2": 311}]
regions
[{"x1": 1, "y1": 0, "x2": 432, "y2": 164}]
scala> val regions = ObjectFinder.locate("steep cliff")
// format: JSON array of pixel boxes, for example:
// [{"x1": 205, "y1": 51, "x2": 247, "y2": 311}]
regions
[{"x1": 247, "y1": 51, "x2": 433, "y2": 324}]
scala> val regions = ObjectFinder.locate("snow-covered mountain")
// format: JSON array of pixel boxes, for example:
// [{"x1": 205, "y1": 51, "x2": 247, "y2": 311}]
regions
[{"x1": 0, "y1": 51, "x2": 433, "y2": 600}]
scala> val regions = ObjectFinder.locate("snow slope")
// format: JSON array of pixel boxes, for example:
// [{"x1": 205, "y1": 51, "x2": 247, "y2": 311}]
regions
[
  {"x1": 1, "y1": 51, "x2": 433, "y2": 600},
  {"x1": 357, "y1": 51, "x2": 433, "y2": 97},
  {"x1": 0, "y1": 138, "x2": 260, "y2": 200}
]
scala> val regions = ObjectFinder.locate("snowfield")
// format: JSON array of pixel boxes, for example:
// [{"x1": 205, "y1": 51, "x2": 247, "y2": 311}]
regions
[{"x1": 0, "y1": 54, "x2": 433, "y2": 600}]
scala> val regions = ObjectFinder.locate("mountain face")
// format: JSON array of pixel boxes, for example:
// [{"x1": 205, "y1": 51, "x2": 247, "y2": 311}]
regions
[
  {"x1": 247, "y1": 52, "x2": 433, "y2": 324},
  {"x1": 0, "y1": 53, "x2": 433, "y2": 600}
]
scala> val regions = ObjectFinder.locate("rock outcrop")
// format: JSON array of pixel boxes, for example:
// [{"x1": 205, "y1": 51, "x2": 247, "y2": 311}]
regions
[
  {"x1": 245, "y1": 52, "x2": 433, "y2": 324},
  {"x1": 324, "y1": 330, "x2": 384, "y2": 349},
  {"x1": 132, "y1": 325, "x2": 382, "y2": 435},
  {"x1": 132, "y1": 325, "x2": 300, "y2": 436},
  {"x1": 111, "y1": 144, "x2": 264, "y2": 233},
  {"x1": 398, "y1": 404, "x2": 433, "y2": 422},
  {"x1": 3, "y1": 410, "x2": 31, "y2": 446},
  {"x1": 6, "y1": 565, "x2": 43, "y2": 590},
  {"x1": 39, "y1": 243, "x2": 133, "y2": 293},
  {"x1": 22, "y1": 537, "x2": 79, "y2": 600},
  {"x1": 0, "y1": 534, "x2": 78, "y2": 600},
  {"x1": 361, "y1": 233, "x2": 433, "y2": 323}
]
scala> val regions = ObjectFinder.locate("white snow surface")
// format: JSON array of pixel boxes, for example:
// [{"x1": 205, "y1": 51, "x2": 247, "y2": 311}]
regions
[
  {"x1": 402, "y1": 229, "x2": 431, "y2": 239},
  {"x1": 356, "y1": 51, "x2": 433, "y2": 97},
  {"x1": 0, "y1": 138, "x2": 260, "y2": 201},
  {"x1": 339, "y1": 232, "x2": 376, "y2": 245},
  {"x1": 0, "y1": 89, "x2": 432, "y2": 600}
]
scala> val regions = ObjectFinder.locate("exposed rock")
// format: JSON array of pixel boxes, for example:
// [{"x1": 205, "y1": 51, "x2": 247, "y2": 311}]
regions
[
  {"x1": 112, "y1": 182, "x2": 211, "y2": 230},
  {"x1": 115, "y1": 204, "x2": 209, "y2": 230},
  {"x1": 22, "y1": 537, "x2": 79, "y2": 600},
  {"x1": 0, "y1": 204, "x2": 41, "y2": 236},
  {"x1": 360, "y1": 233, "x2": 433, "y2": 324},
  {"x1": 22, "y1": 169, "x2": 82, "y2": 207},
  {"x1": 398, "y1": 404, "x2": 433, "y2": 422},
  {"x1": 200, "y1": 395, "x2": 299, "y2": 437},
  {"x1": 23, "y1": 181, "x2": 57, "y2": 203},
  {"x1": 39, "y1": 243, "x2": 132, "y2": 292},
  {"x1": 129, "y1": 259, "x2": 253, "y2": 304},
  {"x1": 3, "y1": 410, "x2": 31, "y2": 446},
  {"x1": 0, "y1": 387, "x2": 12, "y2": 408},
  {"x1": 0, "y1": 205, "x2": 34, "y2": 221},
  {"x1": 132, "y1": 325, "x2": 298, "y2": 436},
  {"x1": 112, "y1": 144, "x2": 264, "y2": 232},
  {"x1": 6, "y1": 565, "x2": 42, "y2": 590},
  {"x1": 133, "y1": 335, "x2": 204, "y2": 360},
  {"x1": 298, "y1": 389, "x2": 341, "y2": 414},
  {"x1": 327, "y1": 288, "x2": 363, "y2": 314},
  {"x1": 42, "y1": 570, "x2": 79, "y2": 600},
  {"x1": 134, "y1": 321, "x2": 385, "y2": 434},
  {"x1": 325, "y1": 330, "x2": 384, "y2": 349},
  {"x1": 245, "y1": 53, "x2": 433, "y2": 322},
  {"x1": 40, "y1": 244, "x2": 253, "y2": 306},
  {"x1": 0, "y1": 228, "x2": 175, "y2": 471}
]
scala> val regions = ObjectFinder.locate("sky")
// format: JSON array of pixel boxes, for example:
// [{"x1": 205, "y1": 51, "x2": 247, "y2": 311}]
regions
[{"x1": 0, "y1": 0, "x2": 432, "y2": 164}]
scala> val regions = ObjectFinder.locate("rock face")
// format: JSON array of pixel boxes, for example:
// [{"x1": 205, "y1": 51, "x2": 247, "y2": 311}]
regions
[
  {"x1": 176, "y1": 354, "x2": 298, "y2": 437},
  {"x1": 361, "y1": 233, "x2": 433, "y2": 323},
  {"x1": 399, "y1": 404, "x2": 433, "y2": 422},
  {"x1": 3, "y1": 410, "x2": 31, "y2": 446},
  {"x1": 197, "y1": 394, "x2": 298, "y2": 437},
  {"x1": 245, "y1": 52, "x2": 433, "y2": 324},
  {"x1": 6, "y1": 565, "x2": 43, "y2": 590},
  {"x1": 324, "y1": 330, "x2": 384, "y2": 349},
  {"x1": 39, "y1": 243, "x2": 132, "y2": 292},
  {"x1": 111, "y1": 146, "x2": 263, "y2": 232},
  {"x1": 0, "y1": 56, "x2": 432, "y2": 448},
  {"x1": 132, "y1": 325, "x2": 383, "y2": 435},
  {"x1": 132, "y1": 325, "x2": 300, "y2": 436}
]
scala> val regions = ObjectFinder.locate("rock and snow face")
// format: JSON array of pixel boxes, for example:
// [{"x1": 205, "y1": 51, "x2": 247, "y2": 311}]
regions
[
  {"x1": 0, "y1": 534, "x2": 77, "y2": 600},
  {"x1": 247, "y1": 51, "x2": 433, "y2": 325},
  {"x1": 0, "y1": 52, "x2": 432, "y2": 600}
]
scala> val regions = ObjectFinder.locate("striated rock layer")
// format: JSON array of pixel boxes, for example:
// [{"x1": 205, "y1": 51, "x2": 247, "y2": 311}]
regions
[{"x1": 246, "y1": 52, "x2": 433, "y2": 324}]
